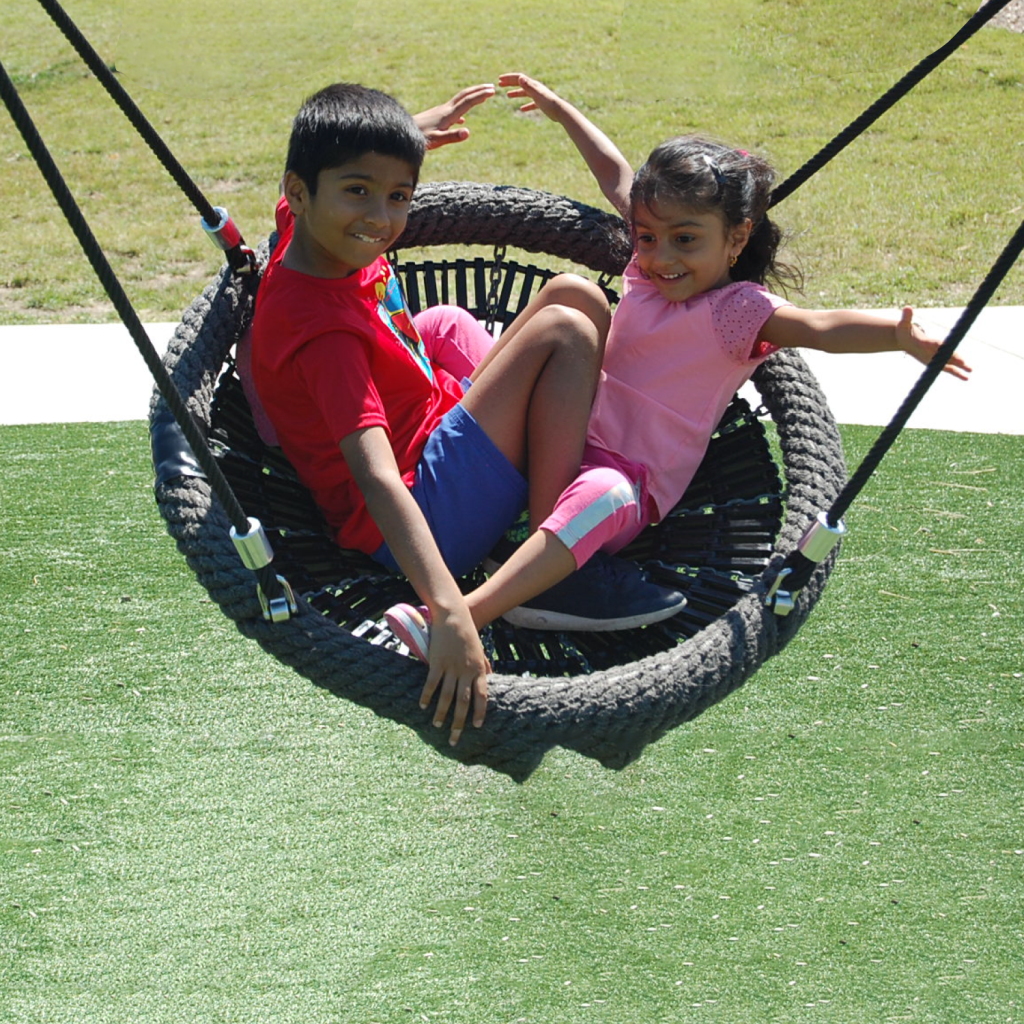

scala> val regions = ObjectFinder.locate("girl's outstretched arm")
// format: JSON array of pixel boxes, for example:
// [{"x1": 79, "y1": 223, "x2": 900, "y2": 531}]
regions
[
  {"x1": 498, "y1": 72, "x2": 634, "y2": 219},
  {"x1": 762, "y1": 305, "x2": 972, "y2": 380}
]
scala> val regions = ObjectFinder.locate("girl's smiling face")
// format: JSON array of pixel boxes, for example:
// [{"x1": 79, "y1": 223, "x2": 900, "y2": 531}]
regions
[{"x1": 632, "y1": 200, "x2": 751, "y2": 303}]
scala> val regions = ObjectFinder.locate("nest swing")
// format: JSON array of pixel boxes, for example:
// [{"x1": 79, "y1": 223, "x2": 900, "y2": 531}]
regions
[{"x1": 152, "y1": 181, "x2": 846, "y2": 780}]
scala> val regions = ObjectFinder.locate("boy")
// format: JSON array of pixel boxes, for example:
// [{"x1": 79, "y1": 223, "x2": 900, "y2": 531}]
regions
[{"x1": 251, "y1": 83, "x2": 684, "y2": 746}]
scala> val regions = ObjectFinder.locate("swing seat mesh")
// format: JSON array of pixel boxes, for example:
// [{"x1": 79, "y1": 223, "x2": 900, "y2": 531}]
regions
[{"x1": 151, "y1": 182, "x2": 847, "y2": 779}]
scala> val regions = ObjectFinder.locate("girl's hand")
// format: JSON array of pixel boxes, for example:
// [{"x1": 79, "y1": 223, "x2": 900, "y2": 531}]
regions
[
  {"x1": 415, "y1": 83, "x2": 496, "y2": 150},
  {"x1": 896, "y1": 306, "x2": 972, "y2": 380},
  {"x1": 498, "y1": 72, "x2": 566, "y2": 122},
  {"x1": 419, "y1": 603, "x2": 491, "y2": 746},
  {"x1": 498, "y1": 73, "x2": 633, "y2": 217}
]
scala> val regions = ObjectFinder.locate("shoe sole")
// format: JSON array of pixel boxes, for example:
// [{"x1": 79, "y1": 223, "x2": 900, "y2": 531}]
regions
[{"x1": 501, "y1": 596, "x2": 686, "y2": 632}]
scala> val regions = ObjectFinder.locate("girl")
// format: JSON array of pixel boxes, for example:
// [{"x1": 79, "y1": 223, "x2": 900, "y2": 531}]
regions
[{"x1": 387, "y1": 74, "x2": 971, "y2": 734}]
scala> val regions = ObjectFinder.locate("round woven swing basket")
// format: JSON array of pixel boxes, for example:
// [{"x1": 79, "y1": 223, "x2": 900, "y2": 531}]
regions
[{"x1": 151, "y1": 182, "x2": 847, "y2": 780}]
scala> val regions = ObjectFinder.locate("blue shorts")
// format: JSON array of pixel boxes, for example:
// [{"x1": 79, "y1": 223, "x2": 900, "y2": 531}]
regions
[{"x1": 373, "y1": 401, "x2": 528, "y2": 579}]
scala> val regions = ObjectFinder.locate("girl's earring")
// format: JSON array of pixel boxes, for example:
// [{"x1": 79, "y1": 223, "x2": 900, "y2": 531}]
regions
[{"x1": 729, "y1": 255, "x2": 738, "y2": 268}]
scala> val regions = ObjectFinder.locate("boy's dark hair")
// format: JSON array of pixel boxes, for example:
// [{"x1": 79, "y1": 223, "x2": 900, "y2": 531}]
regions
[
  {"x1": 631, "y1": 135, "x2": 801, "y2": 293},
  {"x1": 286, "y1": 83, "x2": 426, "y2": 194}
]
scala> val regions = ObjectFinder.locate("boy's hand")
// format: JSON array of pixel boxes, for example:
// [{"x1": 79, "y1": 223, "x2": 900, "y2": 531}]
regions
[
  {"x1": 415, "y1": 84, "x2": 496, "y2": 149},
  {"x1": 896, "y1": 307, "x2": 972, "y2": 380},
  {"x1": 499, "y1": 72, "x2": 565, "y2": 122},
  {"x1": 419, "y1": 603, "x2": 491, "y2": 746}
]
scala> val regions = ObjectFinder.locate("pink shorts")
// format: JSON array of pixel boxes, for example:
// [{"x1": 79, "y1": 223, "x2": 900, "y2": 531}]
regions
[{"x1": 538, "y1": 444, "x2": 653, "y2": 569}]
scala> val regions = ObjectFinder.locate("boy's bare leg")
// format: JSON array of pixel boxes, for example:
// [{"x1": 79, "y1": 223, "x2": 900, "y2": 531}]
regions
[
  {"x1": 460, "y1": 303, "x2": 603, "y2": 527},
  {"x1": 469, "y1": 273, "x2": 609, "y2": 383}
]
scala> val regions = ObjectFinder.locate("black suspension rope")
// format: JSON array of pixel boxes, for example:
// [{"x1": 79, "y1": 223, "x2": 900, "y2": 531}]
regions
[
  {"x1": 757, "y1": 0, "x2": 1020, "y2": 610},
  {"x1": 33, "y1": 0, "x2": 255, "y2": 274},
  {"x1": 827, "y1": 213, "x2": 1024, "y2": 526},
  {"x1": 770, "y1": 0, "x2": 1016, "y2": 207},
  {"x1": 0, "y1": 58, "x2": 284, "y2": 605}
]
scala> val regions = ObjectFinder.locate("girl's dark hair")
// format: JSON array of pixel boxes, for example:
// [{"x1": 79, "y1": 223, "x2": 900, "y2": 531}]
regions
[
  {"x1": 630, "y1": 135, "x2": 801, "y2": 293},
  {"x1": 286, "y1": 83, "x2": 426, "y2": 194}
]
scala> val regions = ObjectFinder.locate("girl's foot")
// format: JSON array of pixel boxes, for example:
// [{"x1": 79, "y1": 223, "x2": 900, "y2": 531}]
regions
[
  {"x1": 385, "y1": 603, "x2": 431, "y2": 662},
  {"x1": 501, "y1": 552, "x2": 686, "y2": 631}
]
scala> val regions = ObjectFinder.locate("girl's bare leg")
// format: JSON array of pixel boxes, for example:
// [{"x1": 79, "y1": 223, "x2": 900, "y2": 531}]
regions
[
  {"x1": 465, "y1": 529, "x2": 575, "y2": 629},
  {"x1": 460, "y1": 275, "x2": 609, "y2": 527}
]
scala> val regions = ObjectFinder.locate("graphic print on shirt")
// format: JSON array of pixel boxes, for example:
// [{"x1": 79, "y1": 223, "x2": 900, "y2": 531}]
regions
[{"x1": 375, "y1": 267, "x2": 433, "y2": 382}]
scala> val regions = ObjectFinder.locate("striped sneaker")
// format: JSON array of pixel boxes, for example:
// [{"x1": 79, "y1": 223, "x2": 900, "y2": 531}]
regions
[{"x1": 384, "y1": 603, "x2": 431, "y2": 662}]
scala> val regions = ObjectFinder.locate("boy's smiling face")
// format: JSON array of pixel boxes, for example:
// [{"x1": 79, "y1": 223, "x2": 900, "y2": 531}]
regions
[{"x1": 282, "y1": 152, "x2": 417, "y2": 278}]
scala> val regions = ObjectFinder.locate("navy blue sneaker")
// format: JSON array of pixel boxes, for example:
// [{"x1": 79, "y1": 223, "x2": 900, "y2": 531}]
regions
[
  {"x1": 501, "y1": 553, "x2": 687, "y2": 631},
  {"x1": 483, "y1": 511, "x2": 531, "y2": 573}
]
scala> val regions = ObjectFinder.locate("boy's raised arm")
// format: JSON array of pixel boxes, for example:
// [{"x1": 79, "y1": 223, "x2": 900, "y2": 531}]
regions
[
  {"x1": 499, "y1": 73, "x2": 634, "y2": 220},
  {"x1": 414, "y1": 83, "x2": 496, "y2": 150},
  {"x1": 340, "y1": 426, "x2": 490, "y2": 745}
]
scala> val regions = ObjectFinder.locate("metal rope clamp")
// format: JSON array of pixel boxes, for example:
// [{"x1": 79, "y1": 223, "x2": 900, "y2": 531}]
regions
[
  {"x1": 765, "y1": 511, "x2": 847, "y2": 616},
  {"x1": 202, "y1": 206, "x2": 257, "y2": 275},
  {"x1": 230, "y1": 516, "x2": 298, "y2": 622}
]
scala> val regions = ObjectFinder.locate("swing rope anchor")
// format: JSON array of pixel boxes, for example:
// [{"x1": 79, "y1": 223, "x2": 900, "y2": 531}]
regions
[
  {"x1": 230, "y1": 517, "x2": 298, "y2": 622},
  {"x1": 765, "y1": 512, "x2": 847, "y2": 616},
  {"x1": 202, "y1": 206, "x2": 257, "y2": 275}
]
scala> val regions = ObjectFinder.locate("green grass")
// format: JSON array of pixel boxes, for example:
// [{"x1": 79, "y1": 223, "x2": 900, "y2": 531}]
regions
[
  {"x1": 1, "y1": 0, "x2": 1022, "y2": 323},
  {"x1": 2, "y1": 422, "x2": 1022, "y2": 1022}
]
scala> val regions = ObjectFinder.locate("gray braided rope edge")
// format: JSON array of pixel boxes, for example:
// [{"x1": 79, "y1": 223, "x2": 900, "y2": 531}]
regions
[{"x1": 151, "y1": 182, "x2": 847, "y2": 781}]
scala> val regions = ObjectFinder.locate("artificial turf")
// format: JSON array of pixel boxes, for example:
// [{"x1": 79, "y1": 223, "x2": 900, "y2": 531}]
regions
[{"x1": 2, "y1": 421, "x2": 1020, "y2": 1023}]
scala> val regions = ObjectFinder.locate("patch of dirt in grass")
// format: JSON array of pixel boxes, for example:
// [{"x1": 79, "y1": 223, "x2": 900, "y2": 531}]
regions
[
  {"x1": 201, "y1": 177, "x2": 261, "y2": 195},
  {"x1": 0, "y1": 286, "x2": 35, "y2": 322}
]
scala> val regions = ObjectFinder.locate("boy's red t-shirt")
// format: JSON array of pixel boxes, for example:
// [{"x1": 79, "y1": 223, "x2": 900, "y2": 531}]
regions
[{"x1": 250, "y1": 199, "x2": 463, "y2": 554}]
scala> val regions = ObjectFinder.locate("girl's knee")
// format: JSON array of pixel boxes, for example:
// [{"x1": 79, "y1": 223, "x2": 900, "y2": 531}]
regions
[
  {"x1": 539, "y1": 274, "x2": 611, "y2": 330},
  {"x1": 415, "y1": 304, "x2": 494, "y2": 378}
]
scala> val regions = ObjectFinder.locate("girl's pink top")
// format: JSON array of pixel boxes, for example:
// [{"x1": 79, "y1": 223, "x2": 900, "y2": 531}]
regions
[{"x1": 586, "y1": 259, "x2": 791, "y2": 521}]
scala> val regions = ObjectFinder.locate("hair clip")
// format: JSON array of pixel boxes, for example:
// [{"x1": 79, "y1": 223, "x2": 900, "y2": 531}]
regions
[{"x1": 701, "y1": 153, "x2": 727, "y2": 187}]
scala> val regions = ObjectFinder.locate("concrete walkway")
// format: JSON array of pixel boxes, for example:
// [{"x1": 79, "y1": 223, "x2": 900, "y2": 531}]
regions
[{"x1": 0, "y1": 307, "x2": 1021, "y2": 434}]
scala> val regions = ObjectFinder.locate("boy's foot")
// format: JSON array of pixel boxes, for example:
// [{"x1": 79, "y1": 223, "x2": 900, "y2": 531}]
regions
[
  {"x1": 385, "y1": 603, "x2": 431, "y2": 662},
  {"x1": 501, "y1": 553, "x2": 687, "y2": 632}
]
